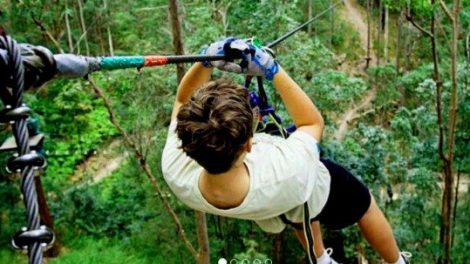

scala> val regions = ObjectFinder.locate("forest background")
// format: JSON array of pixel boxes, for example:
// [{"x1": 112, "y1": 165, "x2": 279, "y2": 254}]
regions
[{"x1": 0, "y1": 0, "x2": 469, "y2": 263}]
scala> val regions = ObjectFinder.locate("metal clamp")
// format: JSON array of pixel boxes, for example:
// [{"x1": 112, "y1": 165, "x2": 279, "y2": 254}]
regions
[
  {"x1": 12, "y1": 226, "x2": 55, "y2": 251},
  {"x1": 6, "y1": 151, "x2": 46, "y2": 173},
  {"x1": 0, "y1": 105, "x2": 31, "y2": 123}
]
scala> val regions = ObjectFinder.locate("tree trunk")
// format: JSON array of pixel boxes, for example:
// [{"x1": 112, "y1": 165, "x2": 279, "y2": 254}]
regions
[
  {"x1": 438, "y1": 1, "x2": 462, "y2": 263},
  {"x1": 440, "y1": 161, "x2": 454, "y2": 264},
  {"x1": 168, "y1": 0, "x2": 185, "y2": 83},
  {"x1": 96, "y1": 20, "x2": 106, "y2": 55},
  {"x1": 451, "y1": 168, "x2": 462, "y2": 247},
  {"x1": 384, "y1": 5, "x2": 389, "y2": 61},
  {"x1": 107, "y1": 26, "x2": 115, "y2": 56},
  {"x1": 396, "y1": 10, "x2": 405, "y2": 105},
  {"x1": 74, "y1": 0, "x2": 80, "y2": 54},
  {"x1": 77, "y1": 0, "x2": 90, "y2": 56},
  {"x1": 430, "y1": 8, "x2": 446, "y2": 262},
  {"x1": 403, "y1": 20, "x2": 411, "y2": 71},
  {"x1": 103, "y1": 0, "x2": 114, "y2": 56},
  {"x1": 272, "y1": 232, "x2": 284, "y2": 264},
  {"x1": 452, "y1": 34, "x2": 470, "y2": 247},
  {"x1": 365, "y1": 0, "x2": 372, "y2": 69},
  {"x1": 195, "y1": 211, "x2": 210, "y2": 264},
  {"x1": 36, "y1": 178, "x2": 61, "y2": 258},
  {"x1": 466, "y1": 34, "x2": 470, "y2": 61},
  {"x1": 330, "y1": 0, "x2": 334, "y2": 48},
  {"x1": 376, "y1": 0, "x2": 382, "y2": 66},
  {"x1": 168, "y1": 0, "x2": 209, "y2": 262},
  {"x1": 308, "y1": 0, "x2": 313, "y2": 35},
  {"x1": 64, "y1": 1, "x2": 74, "y2": 53},
  {"x1": 395, "y1": 9, "x2": 402, "y2": 73}
]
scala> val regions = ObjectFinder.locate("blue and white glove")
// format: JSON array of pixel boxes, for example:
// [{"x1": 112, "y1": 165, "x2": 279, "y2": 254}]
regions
[
  {"x1": 246, "y1": 46, "x2": 279, "y2": 81},
  {"x1": 201, "y1": 37, "x2": 251, "y2": 73}
]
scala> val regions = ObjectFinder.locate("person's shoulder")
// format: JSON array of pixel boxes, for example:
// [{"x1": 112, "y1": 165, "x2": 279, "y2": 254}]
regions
[
  {"x1": 250, "y1": 131, "x2": 318, "y2": 157},
  {"x1": 161, "y1": 120, "x2": 185, "y2": 175},
  {"x1": 168, "y1": 120, "x2": 178, "y2": 132},
  {"x1": 253, "y1": 132, "x2": 286, "y2": 145},
  {"x1": 288, "y1": 129, "x2": 319, "y2": 145}
]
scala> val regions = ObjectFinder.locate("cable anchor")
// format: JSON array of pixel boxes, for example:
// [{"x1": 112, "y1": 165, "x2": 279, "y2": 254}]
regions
[
  {"x1": 12, "y1": 226, "x2": 55, "y2": 251},
  {"x1": 6, "y1": 151, "x2": 46, "y2": 173}
]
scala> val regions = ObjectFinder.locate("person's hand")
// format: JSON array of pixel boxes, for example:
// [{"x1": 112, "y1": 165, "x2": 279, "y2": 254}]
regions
[
  {"x1": 0, "y1": 43, "x2": 56, "y2": 90},
  {"x1": 201, "y1": 37, "x2": 251, "y2": 73},
  {"x1": 19, "y1": 44, "x2": 56, "y2": 89},
  {"x1": 246, "y1": 46, "x2": 279, "y2": 81},
  {"x1": 54, "y1": 54, "x2": 95, "y2": 78}
]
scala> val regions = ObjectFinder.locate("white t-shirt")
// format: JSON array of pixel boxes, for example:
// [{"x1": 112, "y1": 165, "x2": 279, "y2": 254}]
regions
[{"x1": 161, "y1": 121, "x2": 331, "y2": 233}]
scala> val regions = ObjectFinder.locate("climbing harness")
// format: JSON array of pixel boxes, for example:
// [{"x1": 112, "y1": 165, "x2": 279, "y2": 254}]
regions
[
  {"x1": 0, "y1": 1, "x2": 342, "y2": 263},
  {"x1": 244, "y1": 2, "x2": 343, "y2": 262}
]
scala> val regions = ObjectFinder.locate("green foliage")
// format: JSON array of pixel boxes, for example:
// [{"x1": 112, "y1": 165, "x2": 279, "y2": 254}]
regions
[
  {"x1": 52, "y1": 161, "x2": 150, "y2": 238},
  {"x1": 0, "y1": 250, "x2": 26, "y2": 264},
  {"x1": 0, "y1": 181, "x2": 24, "y2": 246},
  {"x1": 1, "y1": 0, "x2": 470, "y2": 263},
  {"x1": 359, "y1": 0, "x2": 435, "y2": 16},
  {"x1": 453, "y1": 192, "x2": 470, "y2": 264},
  {"x1": 233, "y1": 239, "x2": 270, "y2": 263},
  {"x1": 27, "y1": 78, "x2": 118, "y2": 190},
  {"x1": 49, "y1": 237, "x2": 155, "y2": 264},
  {"x1": 309, "y1": 70, "x2": 368, "y2": 116}
]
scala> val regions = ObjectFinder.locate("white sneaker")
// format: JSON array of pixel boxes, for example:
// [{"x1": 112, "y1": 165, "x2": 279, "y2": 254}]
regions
[
  {"x1": 325, "y1": 248, "x2": 340, "y2": 264},
  {"x1": 400, "y1": 251, "x2": 412, "y2": 264}
]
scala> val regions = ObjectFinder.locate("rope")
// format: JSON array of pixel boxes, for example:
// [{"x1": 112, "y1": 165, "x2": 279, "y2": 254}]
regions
[
  {"x1": 0, "y1": 29, "x2": 53, "y2": 264},
  {"x1": 303, "y1": 203, "x2": 316, "y2": 263}
]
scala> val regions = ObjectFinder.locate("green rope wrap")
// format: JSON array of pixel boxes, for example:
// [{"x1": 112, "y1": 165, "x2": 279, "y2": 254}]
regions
[{"x1": 100, "y1": 56, "x2": 144, "y2": 70}]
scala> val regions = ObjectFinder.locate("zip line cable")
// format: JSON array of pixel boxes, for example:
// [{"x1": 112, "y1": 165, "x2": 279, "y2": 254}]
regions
[{"x1": 267, "y1": 0, "x2": 343, "y2": 48}]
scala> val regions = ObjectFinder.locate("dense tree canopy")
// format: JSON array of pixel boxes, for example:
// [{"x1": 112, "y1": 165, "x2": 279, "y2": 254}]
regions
[{"x1": 0, "y1": 0, "x2": 469, "y2": 263}]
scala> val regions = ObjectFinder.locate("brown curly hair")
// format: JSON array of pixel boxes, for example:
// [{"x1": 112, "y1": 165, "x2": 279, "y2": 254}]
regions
[{"x1": 176, "y1": 79, "x2": 253, "y2": 174}]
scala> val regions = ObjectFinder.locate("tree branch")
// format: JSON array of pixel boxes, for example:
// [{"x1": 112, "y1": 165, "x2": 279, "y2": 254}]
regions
[
  {"x1": 72, "y1": 17, "x2": 99, "y2": 53},
  {"x1": 405, "y1": 14, "x2": 433, "y2": 38},
  {"x1": 31, "y1": 16, "x2": 64, "y2": 54},
  {"x1": 334, "y1": 87, "x2": 377, "y2": 142},
  {"x1": 439, "y1": 0, "x2": 454, "y2": 21},
  {"x1": 436, "y1": 15, "x2": 452, "y2": 45},
  {"x1": 351, "y1": 107, "x2": 377, "y2": 121},
  {"x1": 465, "y1": 34, "x2": 470, "y2": 60},
  {"x1": 430, "y1": 5, "x2": 447, "y2": 163},
  {"x1": 88, "y1": 77, "x2": 199, "y2": 260}
]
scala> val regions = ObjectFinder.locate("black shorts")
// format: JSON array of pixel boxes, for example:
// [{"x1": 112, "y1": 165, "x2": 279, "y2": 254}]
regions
[
  {"x1": 280, "y1": 159, "x2": 371, "y2": 230},
  {"x1": 311, "y1": 159, "x2": 371, "y2": 230}
]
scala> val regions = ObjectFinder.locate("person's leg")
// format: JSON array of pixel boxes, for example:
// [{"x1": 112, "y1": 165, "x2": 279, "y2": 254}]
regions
[
  {"x1": 358, "y1": 196, "x2": 401, "y2": 263},
  {"x1": 318, "y1": 159, "x2": 408, "y2": 263},
  {"x1": 294, "y1": 221, "x2": 325, "y2": 257}
]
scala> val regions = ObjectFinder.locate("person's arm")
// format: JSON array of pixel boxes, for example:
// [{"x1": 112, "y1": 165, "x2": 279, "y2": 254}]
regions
[
  {"x1": 272, "y1": 67, "x2": 324, "y2": 141},
  {"x1": 171, "y1": 62, "x2": 212, "y2": 120},
  {"x1": 245, "y1": 46, "x2": 324, "y2": 141}
]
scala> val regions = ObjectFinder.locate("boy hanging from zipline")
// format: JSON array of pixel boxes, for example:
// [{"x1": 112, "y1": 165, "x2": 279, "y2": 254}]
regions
[{"x1": 161, "y1": 38, "x2": 411, "y2": 264}]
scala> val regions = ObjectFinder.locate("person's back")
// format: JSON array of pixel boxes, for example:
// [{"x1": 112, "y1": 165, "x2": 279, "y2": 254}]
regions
[{"x1": 161, "y1": 77, "x2": 330, "y2": 233}]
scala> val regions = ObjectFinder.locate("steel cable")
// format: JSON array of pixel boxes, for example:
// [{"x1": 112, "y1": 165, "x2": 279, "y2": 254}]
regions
[{"x1": 1, "y1": 31, "x2": 45, "y2": 264}]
